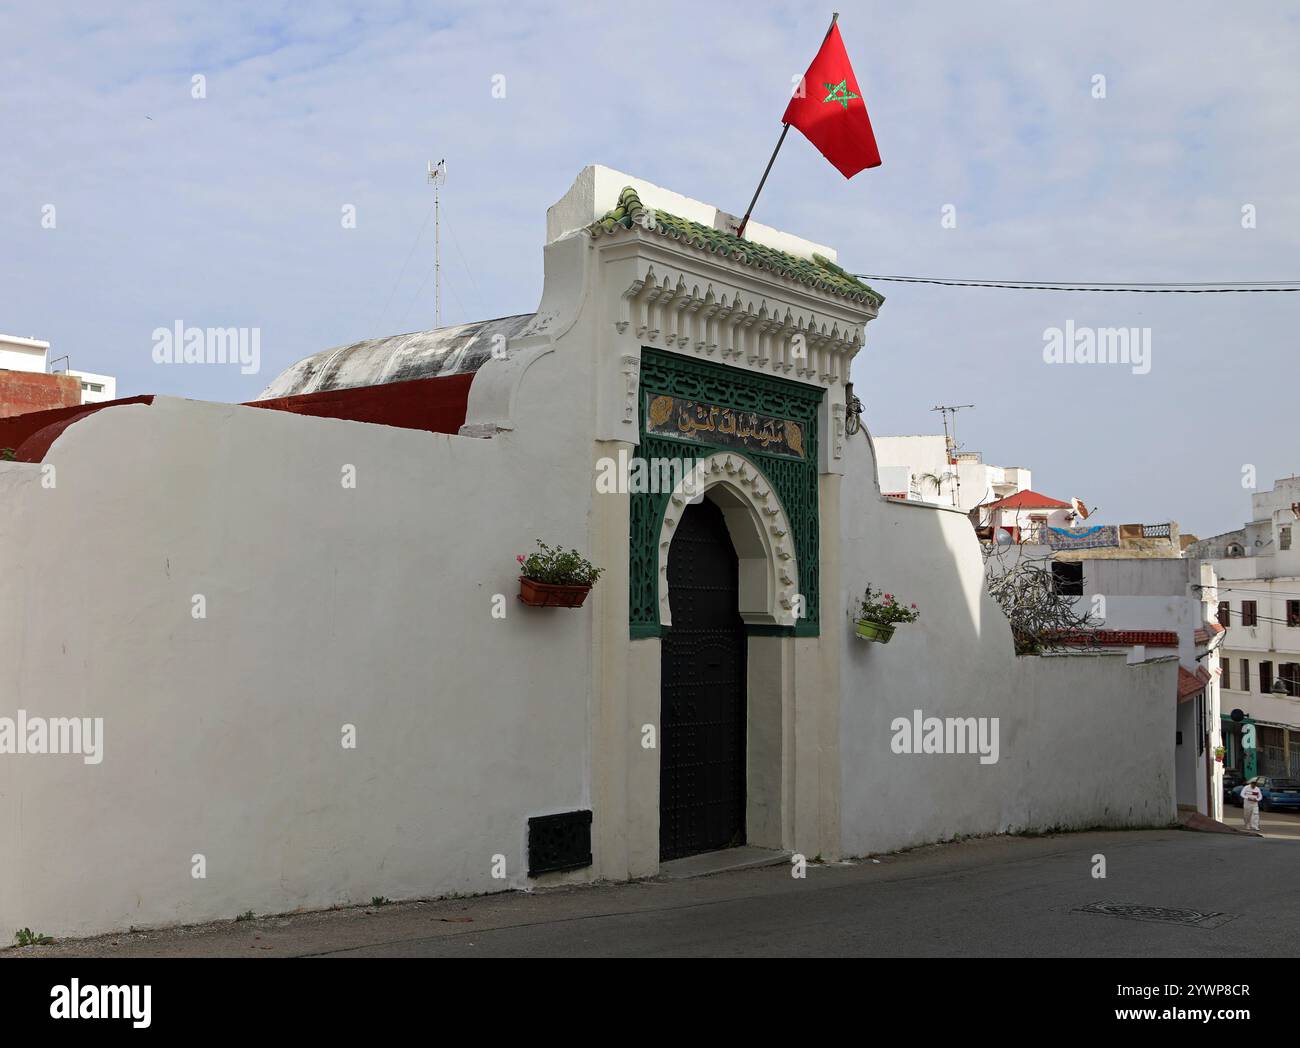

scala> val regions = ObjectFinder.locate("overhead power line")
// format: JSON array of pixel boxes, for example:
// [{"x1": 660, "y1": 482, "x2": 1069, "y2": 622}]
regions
[{"x1": 852, "y1": 274, "x2": 1300, "y2": 293}]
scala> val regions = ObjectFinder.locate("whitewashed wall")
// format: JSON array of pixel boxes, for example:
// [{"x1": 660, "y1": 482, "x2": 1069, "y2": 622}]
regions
[
  {"x1": 0, "y1": 395, "x2": 598, "y2": 938},
  {"x1": 838, "y1": 429, "x2": 1177, "y2": 856}
]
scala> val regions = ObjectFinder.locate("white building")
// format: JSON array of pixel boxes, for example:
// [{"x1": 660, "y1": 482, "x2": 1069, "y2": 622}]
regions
[
  {"x1": 1188, "y1": 477, "x2": 1300, "y2": 779},
  {"x1": 1066, "y1": 557, "x2": 1225, "y2": 818},
  {"x1": 0, "y1": 333, "x2": 50, "y2": 373},
  {"x1": 69, "y1": 370, "x2": 117, "y2": 403},
  {"x1": 0, "y1": 166, "x2": 1179, "y2": 938},
  {"x1": 976, "y1": 488, "x2": 1081, "y2": 541},
  {"x1": 873, "y1": 433, "x2": 1032, "y2": 511}
]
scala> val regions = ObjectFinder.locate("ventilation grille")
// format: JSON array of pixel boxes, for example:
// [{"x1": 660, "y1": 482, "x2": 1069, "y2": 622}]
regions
[{"x1": 528, "y1": 810, "x2": 593, "y2": 877}]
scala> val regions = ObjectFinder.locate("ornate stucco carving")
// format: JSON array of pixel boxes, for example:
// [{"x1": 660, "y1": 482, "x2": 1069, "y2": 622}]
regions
[{"x1": 656, "y1": 451, "x2": 801, "y2": 629}]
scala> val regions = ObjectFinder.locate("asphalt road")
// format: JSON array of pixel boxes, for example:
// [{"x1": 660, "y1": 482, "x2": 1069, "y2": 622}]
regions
[{"x1": 11, "y1": 821, "x2": 1299, "y2": 958}]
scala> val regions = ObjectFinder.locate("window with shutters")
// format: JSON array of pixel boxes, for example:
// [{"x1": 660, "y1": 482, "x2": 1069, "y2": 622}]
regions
[
  {"x1": 1242, "y1": 601, "x2": 1258, "y2": 627},
  {"x1": 1259, "y1": 661, "x2": 1273, "y2": 694},
  {"x1": 1218, "y1": 601, "x2": 1231, "y2": 627}
]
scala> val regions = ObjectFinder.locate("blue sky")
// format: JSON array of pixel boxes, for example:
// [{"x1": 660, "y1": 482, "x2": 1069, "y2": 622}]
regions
[{"x1": 3, "y1": 0, "x2": 1298, "y2": 536}]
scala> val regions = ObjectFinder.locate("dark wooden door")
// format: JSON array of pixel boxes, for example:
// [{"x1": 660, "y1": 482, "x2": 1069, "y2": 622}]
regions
[{"x1": 659, "y1": 496, "x2": 747, "y2": 862}]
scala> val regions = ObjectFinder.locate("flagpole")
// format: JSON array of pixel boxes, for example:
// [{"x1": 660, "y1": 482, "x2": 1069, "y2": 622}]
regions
[
  {"x1": 736, "y1": 124, "x2": 789, "y2": 239},
  {"x1": 736, "y1": 11, "x2": 839, "y2": 239}
]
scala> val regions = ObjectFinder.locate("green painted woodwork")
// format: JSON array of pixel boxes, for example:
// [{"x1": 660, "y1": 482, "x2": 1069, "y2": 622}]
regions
[{"x1": 630, "y1": 348, "x2": 823, "y2": 639}]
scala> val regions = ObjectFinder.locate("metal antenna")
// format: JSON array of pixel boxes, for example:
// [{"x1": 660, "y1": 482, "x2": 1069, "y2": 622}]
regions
[
  {"x1": 427, "y1": 159, "x2": 447, "y2": 327},
  {"x1": 930, "y1": 404, "x2": 974, "y2": 506}
]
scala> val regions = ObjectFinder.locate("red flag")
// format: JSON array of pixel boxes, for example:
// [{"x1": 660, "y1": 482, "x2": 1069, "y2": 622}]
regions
[{"x1": 782, "y1": 23, "x2": 881, "y2": 178}]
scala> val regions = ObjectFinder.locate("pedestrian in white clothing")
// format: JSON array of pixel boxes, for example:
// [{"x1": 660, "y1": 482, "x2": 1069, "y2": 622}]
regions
[{"x1": 1241, "y1": 781, "x2": 1263, "y2": 831}]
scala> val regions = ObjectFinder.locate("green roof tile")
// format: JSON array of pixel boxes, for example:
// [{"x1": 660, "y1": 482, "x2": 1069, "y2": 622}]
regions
[{"x1": 587, "y1": 186, "x2": 883, "y2": 308}]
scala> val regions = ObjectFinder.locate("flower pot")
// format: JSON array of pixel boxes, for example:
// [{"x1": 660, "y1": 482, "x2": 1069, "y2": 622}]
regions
[
  {"x1": 854, "y1": 618, "x2": 896, "y2": 643},
  {"x1": 519, "y1": 576, "x2": 592, "y2": 608}
]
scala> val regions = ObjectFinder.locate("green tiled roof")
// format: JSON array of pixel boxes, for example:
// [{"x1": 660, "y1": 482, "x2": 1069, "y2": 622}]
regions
[{"x1": 587, "y1": 186, "x2": 883, "y2": 308}]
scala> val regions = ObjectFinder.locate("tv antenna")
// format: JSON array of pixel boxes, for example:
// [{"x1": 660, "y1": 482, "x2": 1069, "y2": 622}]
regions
[
  {"x1": 427, "y1": 158, "x2": 447, "y2": 328},
  {"x1": 931, "y1": 403, "x2": 974, "y2": 507}
]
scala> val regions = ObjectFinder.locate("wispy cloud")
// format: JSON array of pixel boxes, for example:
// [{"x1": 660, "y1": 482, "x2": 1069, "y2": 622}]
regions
[{"x1": 2, "y1": 0, "x2": 1297, "y2": 534}]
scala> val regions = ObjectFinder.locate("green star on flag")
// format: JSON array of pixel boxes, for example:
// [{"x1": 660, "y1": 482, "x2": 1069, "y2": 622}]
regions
[{"x1": 822, "y1": 79, "x2": 860, "y2": 109}]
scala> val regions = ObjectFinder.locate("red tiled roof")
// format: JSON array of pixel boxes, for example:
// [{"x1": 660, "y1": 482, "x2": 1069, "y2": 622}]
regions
[
  {"x1": 1177, "y1": 666, "x2": 1211, "y2": 702},
  {"x1": 1050, "y1": 629, "x2": 1179, "y2": 647},
  {"x1": 979, "y1": 489, "x2": 1073, "y2": 511},
  {"x1": 1194, "y1": 623, "x2": 1226, "y2": 645}
]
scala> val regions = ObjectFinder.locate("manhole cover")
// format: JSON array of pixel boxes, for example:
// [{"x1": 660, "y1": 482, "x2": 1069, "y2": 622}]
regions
[{"x1": 1073, "y1": 902, "x2": 1237, "y2": 929}]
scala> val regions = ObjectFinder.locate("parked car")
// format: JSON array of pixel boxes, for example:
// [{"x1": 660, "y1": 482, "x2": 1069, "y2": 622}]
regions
[
  {"x1": 1228, "y1": 776, "x2": 1300, "y2": 812},
  {"x1": 1223, "y1": 769, "x2": 1244, "y2": 806}
]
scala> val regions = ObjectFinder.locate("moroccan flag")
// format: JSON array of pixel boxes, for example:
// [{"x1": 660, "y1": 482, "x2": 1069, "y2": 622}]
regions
[{"x1": 782, "y1": 23, "x2": 881, "y2": 178}]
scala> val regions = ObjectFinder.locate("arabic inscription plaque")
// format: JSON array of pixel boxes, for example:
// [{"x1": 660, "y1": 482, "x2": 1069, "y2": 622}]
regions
[{"x1": 645, "y1": 394, "x2": 806, "y2": 460}]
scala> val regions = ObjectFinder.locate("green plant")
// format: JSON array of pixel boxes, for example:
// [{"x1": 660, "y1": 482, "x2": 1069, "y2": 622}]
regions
[
  {"x1": 0, "y1": 448, "x2": 16, "y2": 461},
  {"x1": 14, "y1": 927, "x2": 53, "y2": 947},
  {"x1": 235, "y1": 910, "x2": 256, "y2": 922},
  {"x1": 857, "y1": 584, "x2": 920, "y2": 626},
  {"x1": 517, "y1": 541, "x2": 603, "y2": 588},
  {"x1": 370, "y1": 896, "x2": 391, "y2": 907},
  {"x1": 915, "y1": 470, "x2": 952, "y2": 497}
]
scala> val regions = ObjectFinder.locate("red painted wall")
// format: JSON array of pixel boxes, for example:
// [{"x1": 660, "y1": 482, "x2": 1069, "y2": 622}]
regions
[
  {"x1": 247, "y1": 373, "x2": 475, "y2": 436},
  {"x1": 0, "y1": 396, "x2": 155, "y2": 462},
  {"x1": 0, "y1": 373, "x2": 476, "y2": 464},
  {"x1": 0, "y1": 370, "x2": 82, "y2": 419}
]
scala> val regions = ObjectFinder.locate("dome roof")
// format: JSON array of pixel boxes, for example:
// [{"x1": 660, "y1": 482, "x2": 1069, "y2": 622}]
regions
[{"x1": 257, "y1": 313, "x2": 536, "y2": 400}]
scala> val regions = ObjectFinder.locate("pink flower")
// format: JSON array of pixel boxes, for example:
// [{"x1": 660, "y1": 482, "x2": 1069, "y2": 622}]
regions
[
  {"x1": 516, "y1": 554, "x2": 526, "y2": 564},
  {"x1": 911, "y1": 603, "x2": 917, "y2": 609}
]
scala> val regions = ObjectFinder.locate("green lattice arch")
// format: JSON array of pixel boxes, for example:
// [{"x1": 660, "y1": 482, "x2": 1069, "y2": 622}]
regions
[{"x1": 630, "y1": 348, "x2": 823, "y2": 638}]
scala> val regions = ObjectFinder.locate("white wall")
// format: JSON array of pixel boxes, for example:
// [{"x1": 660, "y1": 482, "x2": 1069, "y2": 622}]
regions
[
  {"x1": 838, "y1": 431, "x2": 1177, "y2": 855},
  {"x1": 0, "y1": 335, "x2": 48, "y2": 374},
  {"x1": 1175, "y1": 702, "x2": 1201, "y2": 808},
  {"x1": 69, "y1": 370, "x2": 117, "y2": 403},
  {"x1": 871, "y1": 435, "x2": 956, "y2": 505},
  {"x1": 0, "y1": 395, "x2": 599, "y2": 938}
]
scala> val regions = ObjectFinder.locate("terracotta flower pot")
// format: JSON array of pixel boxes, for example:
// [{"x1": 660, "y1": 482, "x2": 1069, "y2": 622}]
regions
[
  {"x1": 854, "y1": 618, "x2": 896, "y2": 643},
  {"x1": 519, "y1": 576, "x2": 592, "y2": 608}
]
